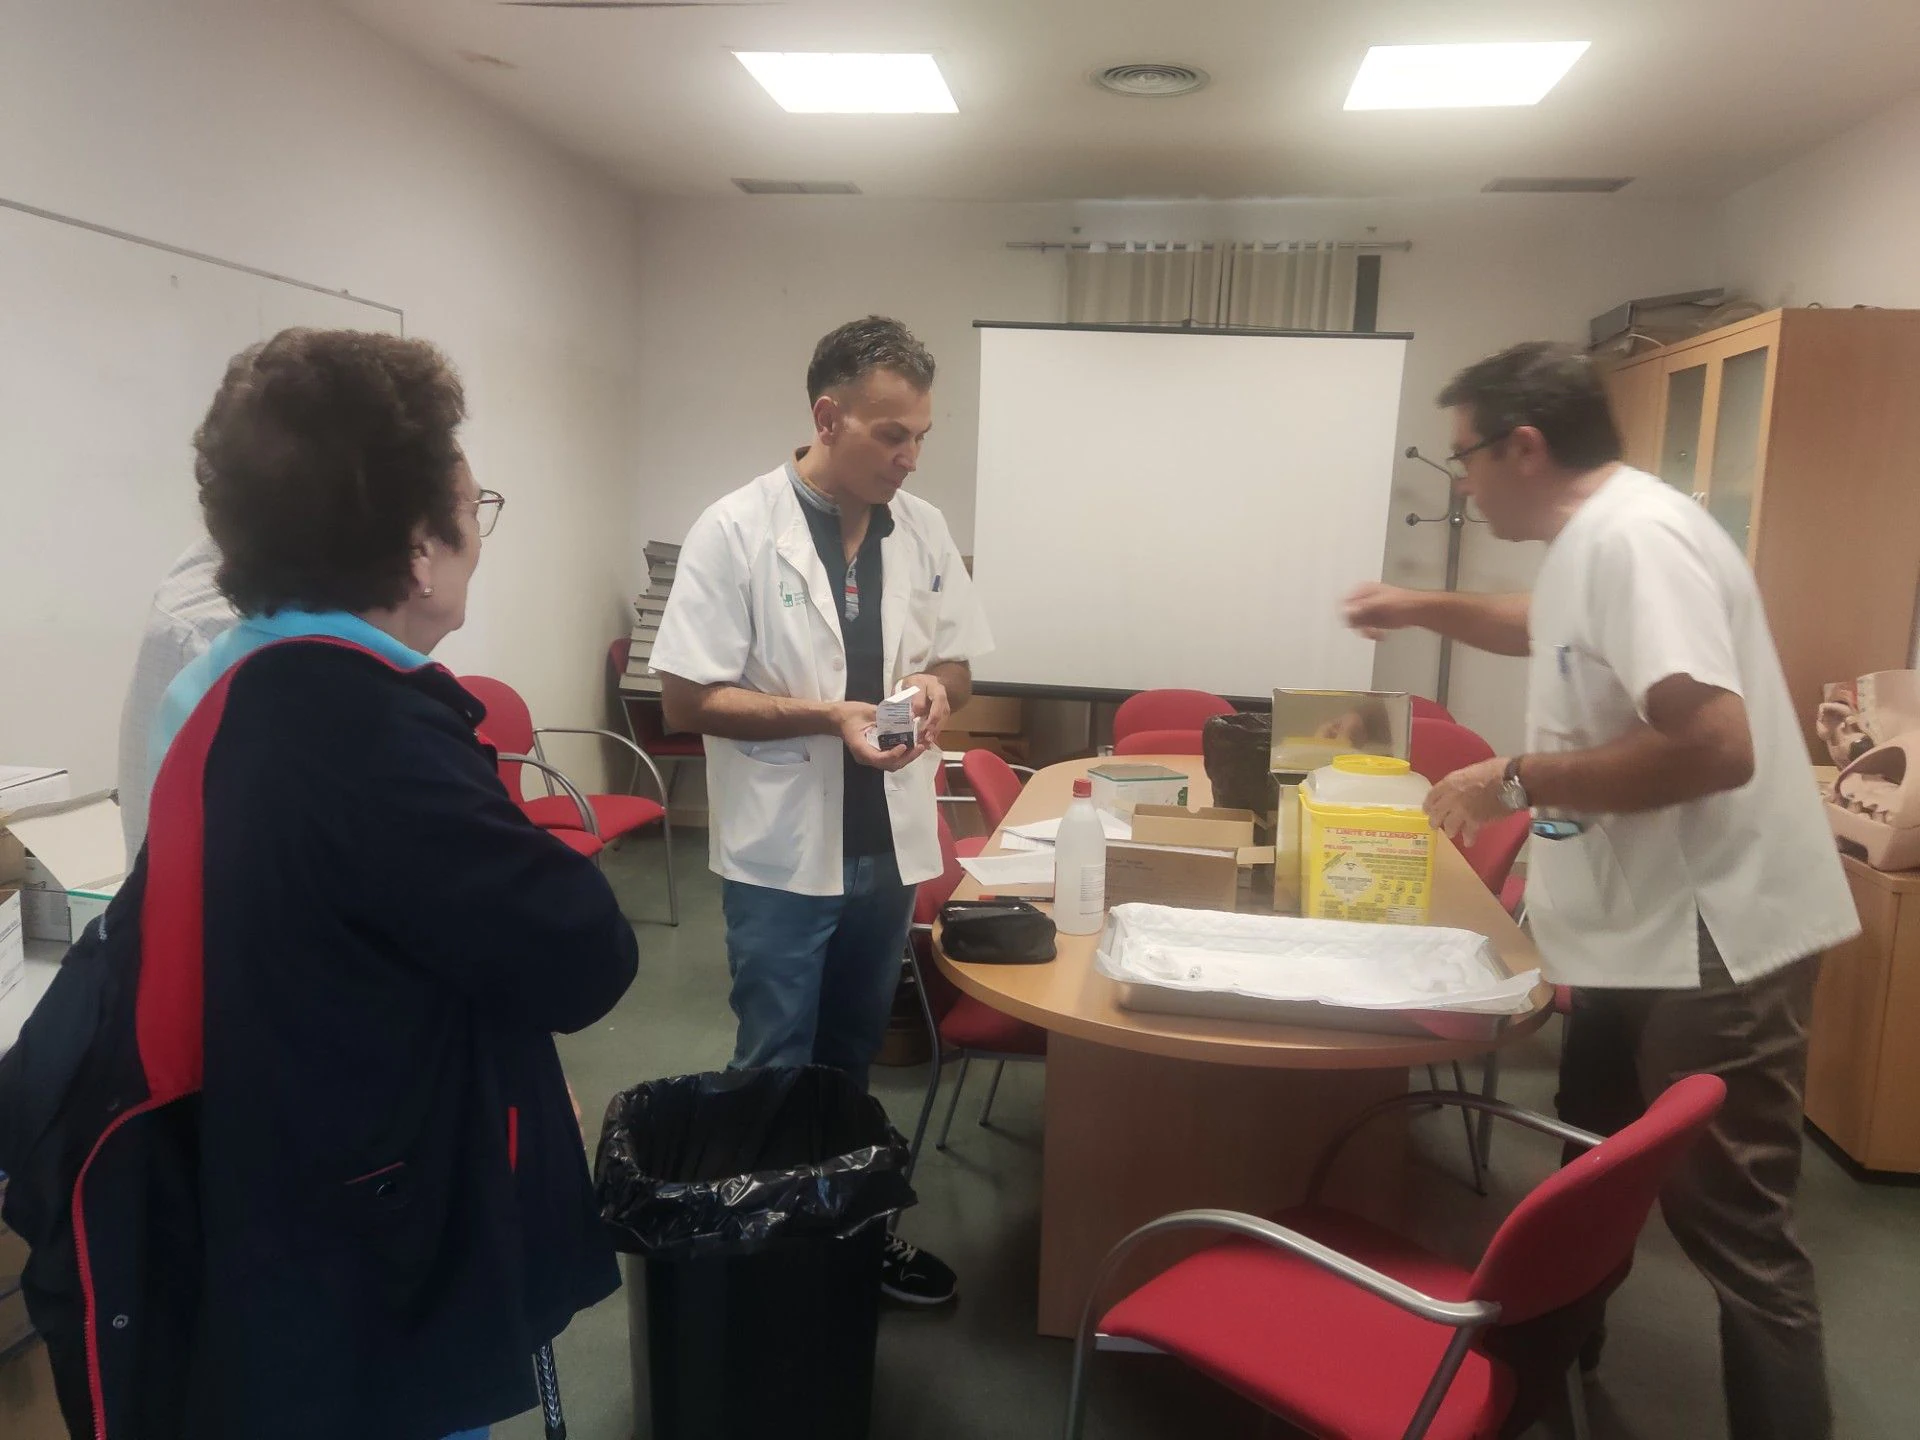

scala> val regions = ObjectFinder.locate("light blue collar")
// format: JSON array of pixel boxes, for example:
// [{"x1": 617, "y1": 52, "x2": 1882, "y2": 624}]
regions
[{"x1": 148, "y1": 610, "x2": 432, "y2": 801}]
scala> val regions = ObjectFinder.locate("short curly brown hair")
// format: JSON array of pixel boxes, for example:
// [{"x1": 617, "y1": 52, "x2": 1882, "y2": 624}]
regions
[{"x1": 196, "y1": 329, "x2": 467, "y2": 616}]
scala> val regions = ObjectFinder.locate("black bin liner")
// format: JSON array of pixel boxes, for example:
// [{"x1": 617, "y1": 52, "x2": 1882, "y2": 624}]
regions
[
  {"x1": 595, "y1": 1066, "x2": 916, "y2": 1440},
  {"x1": 1203, "y1": 711, "x2": 1279, "y2": 836}
]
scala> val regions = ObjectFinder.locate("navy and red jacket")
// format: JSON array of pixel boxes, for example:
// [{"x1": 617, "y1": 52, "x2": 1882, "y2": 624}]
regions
[{"x1": 0, "y1": 638, "x2": 639, "y2": 1439}]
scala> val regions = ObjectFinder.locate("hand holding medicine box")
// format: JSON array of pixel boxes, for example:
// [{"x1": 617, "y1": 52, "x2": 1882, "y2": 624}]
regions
[{"x1": 875, "y1": 685, "x2": 920, "y2": 752}]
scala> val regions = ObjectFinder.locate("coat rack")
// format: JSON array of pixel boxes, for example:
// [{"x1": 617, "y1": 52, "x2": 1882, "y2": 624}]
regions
[{"x1": 1401, "y1": 446, "x2": 1487, "y2": 711}]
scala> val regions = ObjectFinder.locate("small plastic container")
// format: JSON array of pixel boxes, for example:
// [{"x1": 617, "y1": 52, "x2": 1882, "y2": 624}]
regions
[{"x1": 1298, "y1": 755, "x2": 1435, "y2": 925}]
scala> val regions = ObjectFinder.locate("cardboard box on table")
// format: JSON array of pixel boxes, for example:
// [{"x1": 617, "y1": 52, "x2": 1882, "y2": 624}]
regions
[{"x1": 1, "y1": 791, "x2": 125, "y2": 945}]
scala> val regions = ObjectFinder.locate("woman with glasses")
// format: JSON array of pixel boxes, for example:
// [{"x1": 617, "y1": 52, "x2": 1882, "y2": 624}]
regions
[{"x1": 6, "y1": 329, "x2": 636, "y2": 1440}]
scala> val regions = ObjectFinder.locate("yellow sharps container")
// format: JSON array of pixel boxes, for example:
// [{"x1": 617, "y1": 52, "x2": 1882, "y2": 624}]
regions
[{"x1": 1298, "y1": 754, "x2": 1435, "y2": 925}]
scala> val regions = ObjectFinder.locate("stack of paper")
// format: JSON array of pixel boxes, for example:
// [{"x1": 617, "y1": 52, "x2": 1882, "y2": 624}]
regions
[
  {"x1": 958, "y1": 850, "x2": 1055, "y2": 893},
  {"x1": 1001, "y1": 813, "x2": 1132, "y2": 849},
  {"x1": 623, "y1": 541, "x2": 679, "y2": 698}
]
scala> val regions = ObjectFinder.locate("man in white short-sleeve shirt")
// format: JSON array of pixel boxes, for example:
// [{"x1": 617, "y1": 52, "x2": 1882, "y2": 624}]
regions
[{"x1": 1347, "y1": 341, "x2": 1856, "y2": 1440}]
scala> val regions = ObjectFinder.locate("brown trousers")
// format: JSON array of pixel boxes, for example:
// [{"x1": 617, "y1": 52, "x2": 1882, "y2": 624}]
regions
[{"x1": 1556, "y1": 920, "x2": 1830, "y2": 1440}]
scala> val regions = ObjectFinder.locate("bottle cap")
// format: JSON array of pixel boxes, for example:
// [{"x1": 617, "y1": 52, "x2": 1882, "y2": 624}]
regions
[{"x1": 1072, "y1": 779, "x2": 1092, "y2": 797}]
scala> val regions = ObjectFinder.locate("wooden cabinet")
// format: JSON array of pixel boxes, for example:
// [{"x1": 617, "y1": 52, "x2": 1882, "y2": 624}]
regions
[
  {"x1": 1805, "y1": 857, "x2": 1920, "y2": 1174},
  {"x1": 1605, "y1": 309, "x2": 1920, "y2": 754}
]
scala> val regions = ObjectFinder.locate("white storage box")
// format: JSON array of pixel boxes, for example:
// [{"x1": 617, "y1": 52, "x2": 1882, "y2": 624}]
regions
[{"x1": 1094, "y1": 903, "x2": 1540, "y2": 1041}]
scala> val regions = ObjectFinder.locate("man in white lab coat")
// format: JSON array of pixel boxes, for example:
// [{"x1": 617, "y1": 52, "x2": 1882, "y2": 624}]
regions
[
  {"x1": 1347, "y1": 342, "x2": 1857, "y2": 1440},
  {"x1": 651, "y1": 316, "x2": 993, "y2": 1306}
]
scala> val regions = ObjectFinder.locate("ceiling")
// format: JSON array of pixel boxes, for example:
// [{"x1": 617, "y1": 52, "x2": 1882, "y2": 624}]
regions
[{"x1": 337, "y1": 0, "x2": 1920, "y2": 202}]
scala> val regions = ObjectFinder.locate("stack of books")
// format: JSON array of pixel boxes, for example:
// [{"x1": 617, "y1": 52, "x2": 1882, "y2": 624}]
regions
[{"x1": 622, "y1": 541, "x2": 678, "y2": 697}]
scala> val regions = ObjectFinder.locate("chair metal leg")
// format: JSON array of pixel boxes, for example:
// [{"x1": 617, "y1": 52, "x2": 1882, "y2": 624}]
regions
[
  {"x1": 1063, "y1": 1310, "x2": 1097, "y2": 1440},
  {"x1": 937, "y1": 1054, "x2": 972, "y2": 1150},
  {"x1": 979, "y1": 1058, "x2": 1007, "y2": 1127},
  {"x1": 903, "y1": 949, "x2": 942, "y2": 1183},
  {"x1": 1452, "y1": 1060, "x2": 1487, "y2": 1195},
  {"x1": 1565, "y1": 1361, "x2": 1591, "y2": 1440},
  {"x1": 661, "y1": 812, "x2": 679, "y2": 927},
  {"x1": 1475, "y1": 1050, "x2": 1502, "y2": 1170}
]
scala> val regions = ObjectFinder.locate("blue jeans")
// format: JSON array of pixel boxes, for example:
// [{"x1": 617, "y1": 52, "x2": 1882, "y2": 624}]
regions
[
  {"x1": 721, "y1": 853, "x2": 916, "y2": 1093},
  {"x1": 443, "y1": 1430, "x2": 488, "y2": 1439}
]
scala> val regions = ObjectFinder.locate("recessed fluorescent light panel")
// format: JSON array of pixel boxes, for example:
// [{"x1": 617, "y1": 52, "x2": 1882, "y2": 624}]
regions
[
  {"x1": 734, "y1": 52, "x2": 957, "y2": 114},
  {"x1": 1344, "y1": 42, "x2": 1589, "y2": 110}
]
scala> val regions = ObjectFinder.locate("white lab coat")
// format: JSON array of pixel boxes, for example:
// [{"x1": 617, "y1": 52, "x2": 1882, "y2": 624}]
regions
[{"x1": 649, "y1": 466, "x2": 995, "y2": 896}]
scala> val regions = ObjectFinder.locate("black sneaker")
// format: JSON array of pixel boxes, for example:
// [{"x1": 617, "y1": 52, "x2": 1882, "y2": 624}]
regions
[{"x1": 880, "y1": 1233, "x2": 957, "y2": 1306}]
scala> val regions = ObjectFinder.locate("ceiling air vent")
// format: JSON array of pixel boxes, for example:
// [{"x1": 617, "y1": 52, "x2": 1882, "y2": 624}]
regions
[
  {"x1": 732, "y1": 179, "x2": 862, "y2": 195},
  {"x1": 1093, "y1": 63, "x2": 1210, "y2": 98},
  {"x1": 1483, "y1": 176, "x2": 1634, "y2": 194}
]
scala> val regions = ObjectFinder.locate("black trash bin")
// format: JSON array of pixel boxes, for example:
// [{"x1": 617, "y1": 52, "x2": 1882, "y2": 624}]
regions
[{"x1": 595, "y1": 1065, "x2": 916, "y2": 1440}]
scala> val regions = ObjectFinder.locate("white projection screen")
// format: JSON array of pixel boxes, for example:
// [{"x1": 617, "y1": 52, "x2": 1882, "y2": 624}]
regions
[{"x1": 970, "y1": 323, "x2": 1409, "y2": 697}]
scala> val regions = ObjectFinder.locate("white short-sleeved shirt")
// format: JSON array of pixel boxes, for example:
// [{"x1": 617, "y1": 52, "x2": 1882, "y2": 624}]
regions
[
  {"x1": 1524, "y1": 466, "x2": 1858, "y2": 988},
  {"x1": 116, "y1": 535, "x2": 238, "y2": 859},
  {"x1": 649, "y1": 466, "x2": 994, "y2": 897}
]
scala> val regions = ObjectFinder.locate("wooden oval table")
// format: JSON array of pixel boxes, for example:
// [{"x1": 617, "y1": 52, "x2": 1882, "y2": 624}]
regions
[{"x1": 934, "y1": 756, "x2": 1551, "y2": 1337}]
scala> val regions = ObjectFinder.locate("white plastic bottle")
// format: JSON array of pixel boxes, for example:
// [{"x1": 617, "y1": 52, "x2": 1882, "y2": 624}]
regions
[{"x1": 1053, "y1": 778, "x2": 1108, "y2": 935}]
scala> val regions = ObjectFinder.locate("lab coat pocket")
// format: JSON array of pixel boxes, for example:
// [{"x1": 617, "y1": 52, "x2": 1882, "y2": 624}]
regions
[
  {"x1": 1530, "y1": 819, "x2": 1636, "y2": 931},
  {"x1": 726, "y1": 743, "x2": 817, "y2": 866}
]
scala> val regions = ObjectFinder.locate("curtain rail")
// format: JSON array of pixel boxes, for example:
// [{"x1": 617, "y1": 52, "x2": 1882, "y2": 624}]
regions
[{"x1": 1007, "y1": 239, "x2": 1410, "y2": 254}]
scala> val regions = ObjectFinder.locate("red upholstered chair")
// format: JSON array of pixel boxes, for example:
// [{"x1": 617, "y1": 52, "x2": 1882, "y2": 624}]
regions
[
  {"x1": 1409, "y1": 717, "x2": 1497, "y2": 786},
  {"x1": 1465, "y1": 810, "x2": 1531, "y2": 900},
  {"x1": 961, "y1": 748, "x2": 1034, "y2": 835},
  {"x1": 462, "y1": 673, "x2": 677, "y2": 925},
  {"x1": 1112, "y1": 728, "x2": 1206, "y2": 756},
  {"x1": 1065, "y1": 1075, "x2": 1727, "y2": 1440},
  {"x1": 1411, "y1": 696, "x2": 1457, "y2": 724},
  {"x1": 900, "y1": 816, "x2": 1048, "y2": 1174},
  {"x1": 608, "y1": 638, "x2": 703, "y2": 800},
  {"x1": 1111, "y1": 689, "x2": 1234, "y2": 747},
  {"x1": 478, "y1": 737, "x2": 605, "y2": 862}
]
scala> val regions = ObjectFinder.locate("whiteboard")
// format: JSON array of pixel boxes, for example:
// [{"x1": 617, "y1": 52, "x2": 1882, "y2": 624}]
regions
[
  {"x1": 0, "y1": 203, "x2": 401, "y2": 792},
  {"x1": 970, "y1": 324, "x2": 1407, "y2": 697}
]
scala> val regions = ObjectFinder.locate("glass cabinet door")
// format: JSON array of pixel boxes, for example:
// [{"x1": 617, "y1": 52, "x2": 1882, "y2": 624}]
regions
[
  {"x1": 1706, "y1": 345, "x2": 1772, "y2": 552},
  {"x1": 1659, "y1": 363, "x2": 1709, "y2": 497}
]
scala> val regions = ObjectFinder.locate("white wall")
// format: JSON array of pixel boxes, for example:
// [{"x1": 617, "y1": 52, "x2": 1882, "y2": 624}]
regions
[
  {"x1": 630, "y1": 193, "x2": 1717, "y2": 751},
  {"x1": 0, "y1": 0, "x2": 646, "y2": 788},
  {"x1": 629, "y1": 199, "x2": 1065, "y2": 553},
  {"x1": 1718, "y1": 89, "x2": 1920, "y2": 311}
]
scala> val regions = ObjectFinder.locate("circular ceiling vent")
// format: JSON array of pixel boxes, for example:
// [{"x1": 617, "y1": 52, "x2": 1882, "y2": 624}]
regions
[{"x1": 1093, "y1": 63, "x2": 1209, "y2": 98}]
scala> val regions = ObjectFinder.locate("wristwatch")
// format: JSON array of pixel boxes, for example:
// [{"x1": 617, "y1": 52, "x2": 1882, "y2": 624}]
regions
[{"x1": 1498, "y1": 757, "x2": 1530, "y2": 813}]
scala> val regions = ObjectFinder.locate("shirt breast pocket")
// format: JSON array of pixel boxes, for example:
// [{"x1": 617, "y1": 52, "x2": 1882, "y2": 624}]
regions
[{"x1": 1535, "y1": 644, "x2": 1634, "y2": 746}]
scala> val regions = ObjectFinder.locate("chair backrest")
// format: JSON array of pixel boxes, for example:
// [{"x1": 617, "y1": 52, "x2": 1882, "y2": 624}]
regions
[
  {"x1": 1464, "y1": 808, "x2": 1532, "y2": 895},
  {"x1": 1112, "y1": 689, "x2": 1233, "y2": 744},
  {"x1": 608, "y1": 636, "x2": 631, "y2": 677},
  {"x1": 1113, "y1": 727, "x2": 1206, "y2": 757},
  {"x1": 459, "y1": 674, "x2": 537, "y2": 798},
  {"x1": 1410, "y1": 695, "x2": 1455, "y2": 724},
  {"x1": 962, "y1": 748, "x2": 1026, "y2": 833},
  {"x1": 1469, "y1": 1074, "x2": 1726, "y2": 1323},
  {"x1": 1408, "y1": 716, "x2": 1496, "y2": 785}
]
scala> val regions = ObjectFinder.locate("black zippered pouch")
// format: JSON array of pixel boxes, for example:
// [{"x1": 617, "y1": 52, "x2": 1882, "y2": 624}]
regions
[{"x1": 937, "y1": 900, "x2": 1057, "y2": 965}]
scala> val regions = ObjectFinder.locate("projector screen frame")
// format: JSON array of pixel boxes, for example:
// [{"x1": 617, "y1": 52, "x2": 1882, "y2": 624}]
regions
[
  {"x1": 966, "y1": 319, "x2": 1414, "y2": 700},
  {"x1": 973, "y1": 319, "x2": 1413, "y2": 342}
]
